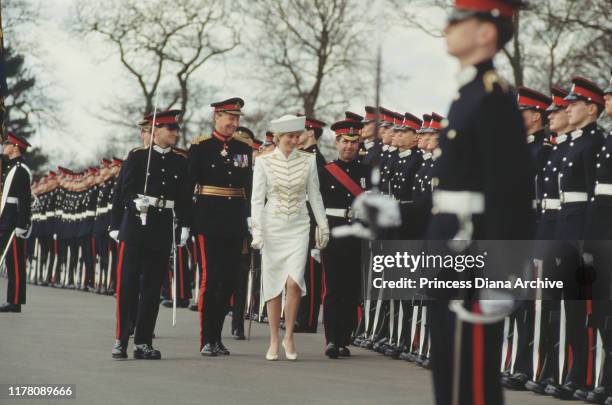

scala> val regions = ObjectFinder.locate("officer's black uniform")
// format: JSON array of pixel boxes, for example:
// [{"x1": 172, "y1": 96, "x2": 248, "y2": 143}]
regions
[
  {"x1": 426, "y1": 54, "x2": 533, "y2": 405},
  {"x1": 0, "y1": 133, "x2": 33, "y2": 312},
  {"x1": 296, "y1": 140, "x2": 327, "y2": 333},
  {"x1": 320, "y1": 120, "x2": 371, "y2": 358},
  {"x1": 188, "y1": 98, "x2": 252, "y2": 355},
  {"x1": 112, "y1": 111, "x2": 192, "y2": 359}
]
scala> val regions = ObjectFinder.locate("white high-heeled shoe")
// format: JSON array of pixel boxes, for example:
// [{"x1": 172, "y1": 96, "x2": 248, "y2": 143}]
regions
[
  {"x1": 266, "y1": 346, "x2": 278, "y2": 361},
  {"x1": 282, "y1": 340, "x2": 298, "y2": 361}
]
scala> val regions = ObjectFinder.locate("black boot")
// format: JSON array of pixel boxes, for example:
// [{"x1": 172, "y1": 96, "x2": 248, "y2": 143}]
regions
[
  {"x1": 0, "y1": 303, "x2": 21, "y2": 313},
  {"x1": 111, "y1": 340, "x2": 127, "y2": 360},
  {"x1": 214, "y1": 341, "x2": 230, "y2": 355},
  {"x1": 133, "y1": 344, "x2": 161, "y2": 360},
  {"x1": 325, "y1": 343, "x2": 339, "y2": 359},
  {"x1": 200, "y1": 343, "x2": 217, "y2": 357},
  {"x1": 338, "y1": 346, "x2": 351, "y2": 357}
]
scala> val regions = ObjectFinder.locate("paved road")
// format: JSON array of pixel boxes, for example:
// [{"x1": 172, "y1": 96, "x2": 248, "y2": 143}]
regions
[{"x1": 0, "y1": 278, "x2": 558, "y2": 405}]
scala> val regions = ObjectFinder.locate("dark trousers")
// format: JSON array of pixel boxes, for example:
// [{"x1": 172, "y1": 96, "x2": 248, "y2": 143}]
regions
[
  {"x1": 2, "y1": 233, "x2": 26, "y2": 305},
  {"x1": 322, "y1": 235, "x2": 361, "y2": 347},
  {"x1": 231, "y1": 251, "x2": 249, "y2": 334},
  {"x1": 509, "y1": 302, "x2": 535, "y2": 376},
  {"x1": 430, "y1": 300, "x2": 504, "y2": 405},
  {"x1": 297, "y1": 228, "x2": 323, "y2": 332},
  {"x1": 557, "y1": 245, "x2": 593, "y2": 387},
  {"x1": 94, "y1": 233, "x2": 110, "y2": 288},
  {"x1": 196, "y1": 234, "x2": 242, "y2": 349},
  {"x1": 114, "y1": 241, "x2": 166, "y2": 346}
]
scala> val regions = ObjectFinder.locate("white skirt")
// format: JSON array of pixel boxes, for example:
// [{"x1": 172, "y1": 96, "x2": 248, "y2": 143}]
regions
[{"x1": 261, "y1": 211, "x2": 310, "y2": 302}]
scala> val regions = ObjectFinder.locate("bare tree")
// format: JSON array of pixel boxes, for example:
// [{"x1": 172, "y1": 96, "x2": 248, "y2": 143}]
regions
[
  {"x1": 389, "y1": 0, "x2": 611, "y2": 92},
  {"x1": 242, "y1": 0, "x2": 375, "y2": 127},
  {"x1": 72, "y1": 0, "x2": 240, "y2": 147}
]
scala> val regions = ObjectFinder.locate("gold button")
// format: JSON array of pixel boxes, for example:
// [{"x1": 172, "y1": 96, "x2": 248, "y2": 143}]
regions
[{"x1": 447, "y1": 129, "x2": 457, "y2": 140}]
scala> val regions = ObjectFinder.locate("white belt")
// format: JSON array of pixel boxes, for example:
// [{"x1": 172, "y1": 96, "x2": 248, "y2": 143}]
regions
[
  {"x1": 325, "y1": 208, "x2": 353, "y2": 219},
  {"x1": 46, "y1": 212, "x2": 56, "y2": 218},
  {"x1": 142, "y1": 195, "x2": 175, "y2": 209},
  {"x1": 542, "y1": 198, "x2": 561, "y2": 210},
  {"x1": 85, "y1": 210, "x2": 95, "y2": 217},
  {"x1": 432, "y1": 190, "x2": 485, "y2": 215},
  {"x1": 560, "y1": 191, "x2": 588, "y2": 203},
  {"x1": 96, "y1": 206, "x2": 110, "y2": 215},
  {"x1": 5, "y1": 197, "x2": 18, "y2": 204},
  {"x1": 595, "y1": 183, "x2": 612, "y2": 197}
]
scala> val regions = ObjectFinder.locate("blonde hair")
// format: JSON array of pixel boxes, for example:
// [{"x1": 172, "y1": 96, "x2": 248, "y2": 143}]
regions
[{"x1": 273, "y1": 130, "x2": 302, "y2": 145}]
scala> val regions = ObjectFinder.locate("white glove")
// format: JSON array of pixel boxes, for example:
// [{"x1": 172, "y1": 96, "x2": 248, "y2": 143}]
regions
[
  {"x1": 133, "y1": 195, "x2": 149, "y2": 213},
  {"x1": 109, "y1": 229, "x2": 119, "y2": 242},
  {"x1": 247, "y1": 217, "x2": 253, "y2": 234},
  {"x1": 251, "y1": 236, "x2": 263, "y2": 250},
  {"x1": 310, "y1": 249, "x2": 321, "y2": 263},
  {"x1": 179, "y1": 227, "x2": 190, "y2": 246},
  {"x1": 53, "y1": 233, "x2": 57, "y2": 240},
  {"x1": 315, "y1": 226, "x2": 329, "y2": 249},
  {"x1": 15, "y1": 227, "x2": 28, "y2": 239}
]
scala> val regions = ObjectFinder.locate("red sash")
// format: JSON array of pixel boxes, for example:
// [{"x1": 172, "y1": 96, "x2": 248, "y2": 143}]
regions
[{"x1": 325, "y1": 163, "x2": 363, "y2": 197}]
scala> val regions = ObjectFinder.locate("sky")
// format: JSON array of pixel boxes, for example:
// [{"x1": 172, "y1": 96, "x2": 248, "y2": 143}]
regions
[{"x1": 16, "y1": 0, "x2": 464, "y2": 168}]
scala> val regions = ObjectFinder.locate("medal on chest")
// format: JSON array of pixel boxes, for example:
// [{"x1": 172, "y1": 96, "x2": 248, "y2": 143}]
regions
[{"x1": 220, "y1": 148, "x2": 228, "y2": 157}]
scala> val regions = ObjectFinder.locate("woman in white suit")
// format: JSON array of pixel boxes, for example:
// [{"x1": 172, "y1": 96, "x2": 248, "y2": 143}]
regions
[{"x1": 251, "y1": 115, "x2": 329, "y2": 361}]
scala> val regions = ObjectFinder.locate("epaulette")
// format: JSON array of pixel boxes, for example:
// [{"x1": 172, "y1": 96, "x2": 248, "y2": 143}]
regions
[
  {"x1": 191, "y1": 134, "x2": 211, "y2": 145},
  {"x1": 483, "y1": 70, "x2": 509, "y2": 94},
  {"x1": 172, "y1": 148, "x2": 187, "y2": 158}
]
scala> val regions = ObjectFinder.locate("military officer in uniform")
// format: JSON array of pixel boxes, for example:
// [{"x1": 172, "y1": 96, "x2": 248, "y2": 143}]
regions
[
  {"x1": 426, "y1": 1, "x2": 533, "y2": 404},
  {"x1": 360, "y1": 106, "x2": 382, "y2": 166},
  {"x1": 525, "y1": 86, "x2": 573, "y2": 394},
  {"x1": 295, "y1": 117, "x2": 327, "y2": 333},
  {"x1": 0, "y1": 133, "x2": 33, "y2": 313},
  {"x1": 502, "y1": 86, "x2": 552, "y2": 390},
  {"x1": 320, "y1": 119, "x2": 371, "y2": 358},
  {"x1": 550, "y1": 76, "x2": 605, "y2": 399},
  {"x1": 111, "y1": 109, "x2": 192, "y2": 360},
  {"x1": 188, "y1": 98, "x2": 253, "y2": 356},
  {"x1": 587, "y1": 70, "x2": 612, "y2": 405}
]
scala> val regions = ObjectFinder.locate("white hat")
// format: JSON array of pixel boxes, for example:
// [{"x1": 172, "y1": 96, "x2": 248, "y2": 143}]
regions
[{"x1": 269, "y1": 115, "x2": 306, "y2": 133}]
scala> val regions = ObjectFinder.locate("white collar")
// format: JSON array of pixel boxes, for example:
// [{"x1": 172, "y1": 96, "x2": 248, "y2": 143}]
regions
[
  {"x1": 527, "y1": 135, "x2": 535, "y2": 144},
  {"x1": 272, "y1": 146, "x2": 298, "y2": 161},
  {"x1": 571, "y1": 129, "x2": 583, "y2": 140},
  {"x1": 456, "y1": 65, "x2": 478, "y2": 88},
  {"x1": 364, "y1": 139, "x2": 375, "y2": 150},
  {"x1": 398, "y1": 149, "x2": 412, "y2": 158},
  {"x1": 382, "y1": 144, "x2": 389, "y2": 151},
  {"x1": 423, "y1": 153, "x2": 432, "y2": 160},
  {"x1": 556, "y1": 134, "x2": 568, "y2": 144},
  {"x1": 389, "y1": 146, "x2": 397, "y2": 152},
  {"x1": 153, "y1": 145, "x2": 171, "y2": 154}
]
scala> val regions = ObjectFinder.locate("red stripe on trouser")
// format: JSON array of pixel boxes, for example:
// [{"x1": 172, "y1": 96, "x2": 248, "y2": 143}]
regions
[
  {"x1": 54, "y1": 239, "x2": 58, "y2": 254},
  {"x1": 197, "y1": 235, "x2": 208, "y2": 349},
  {"x1": 472, "y1": 303, "x2": 485, "y2": 405},
  {"x1": 114, "y1": 242, "x2": 125, "y2": 340},
  {"x1": 13, "y1": 239, "x2": 20, "y2": 305},
  {"x1": 178, "y1": 246, "x2": 184, "y2": 299},
  {"x1": 309, "y1": 257, "x2": 315, "y2": 327},
  {"x1": 357, "y1": 305, "x2": 363, "y2": 324},
  {"x1": 586, "y1": 299, "x2": 594, "y2": 386}
]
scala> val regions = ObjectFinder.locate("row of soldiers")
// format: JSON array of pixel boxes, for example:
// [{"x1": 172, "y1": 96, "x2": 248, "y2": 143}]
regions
[{"x1": 2, "y1": 1, "x2": 611, "y2": 404}]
